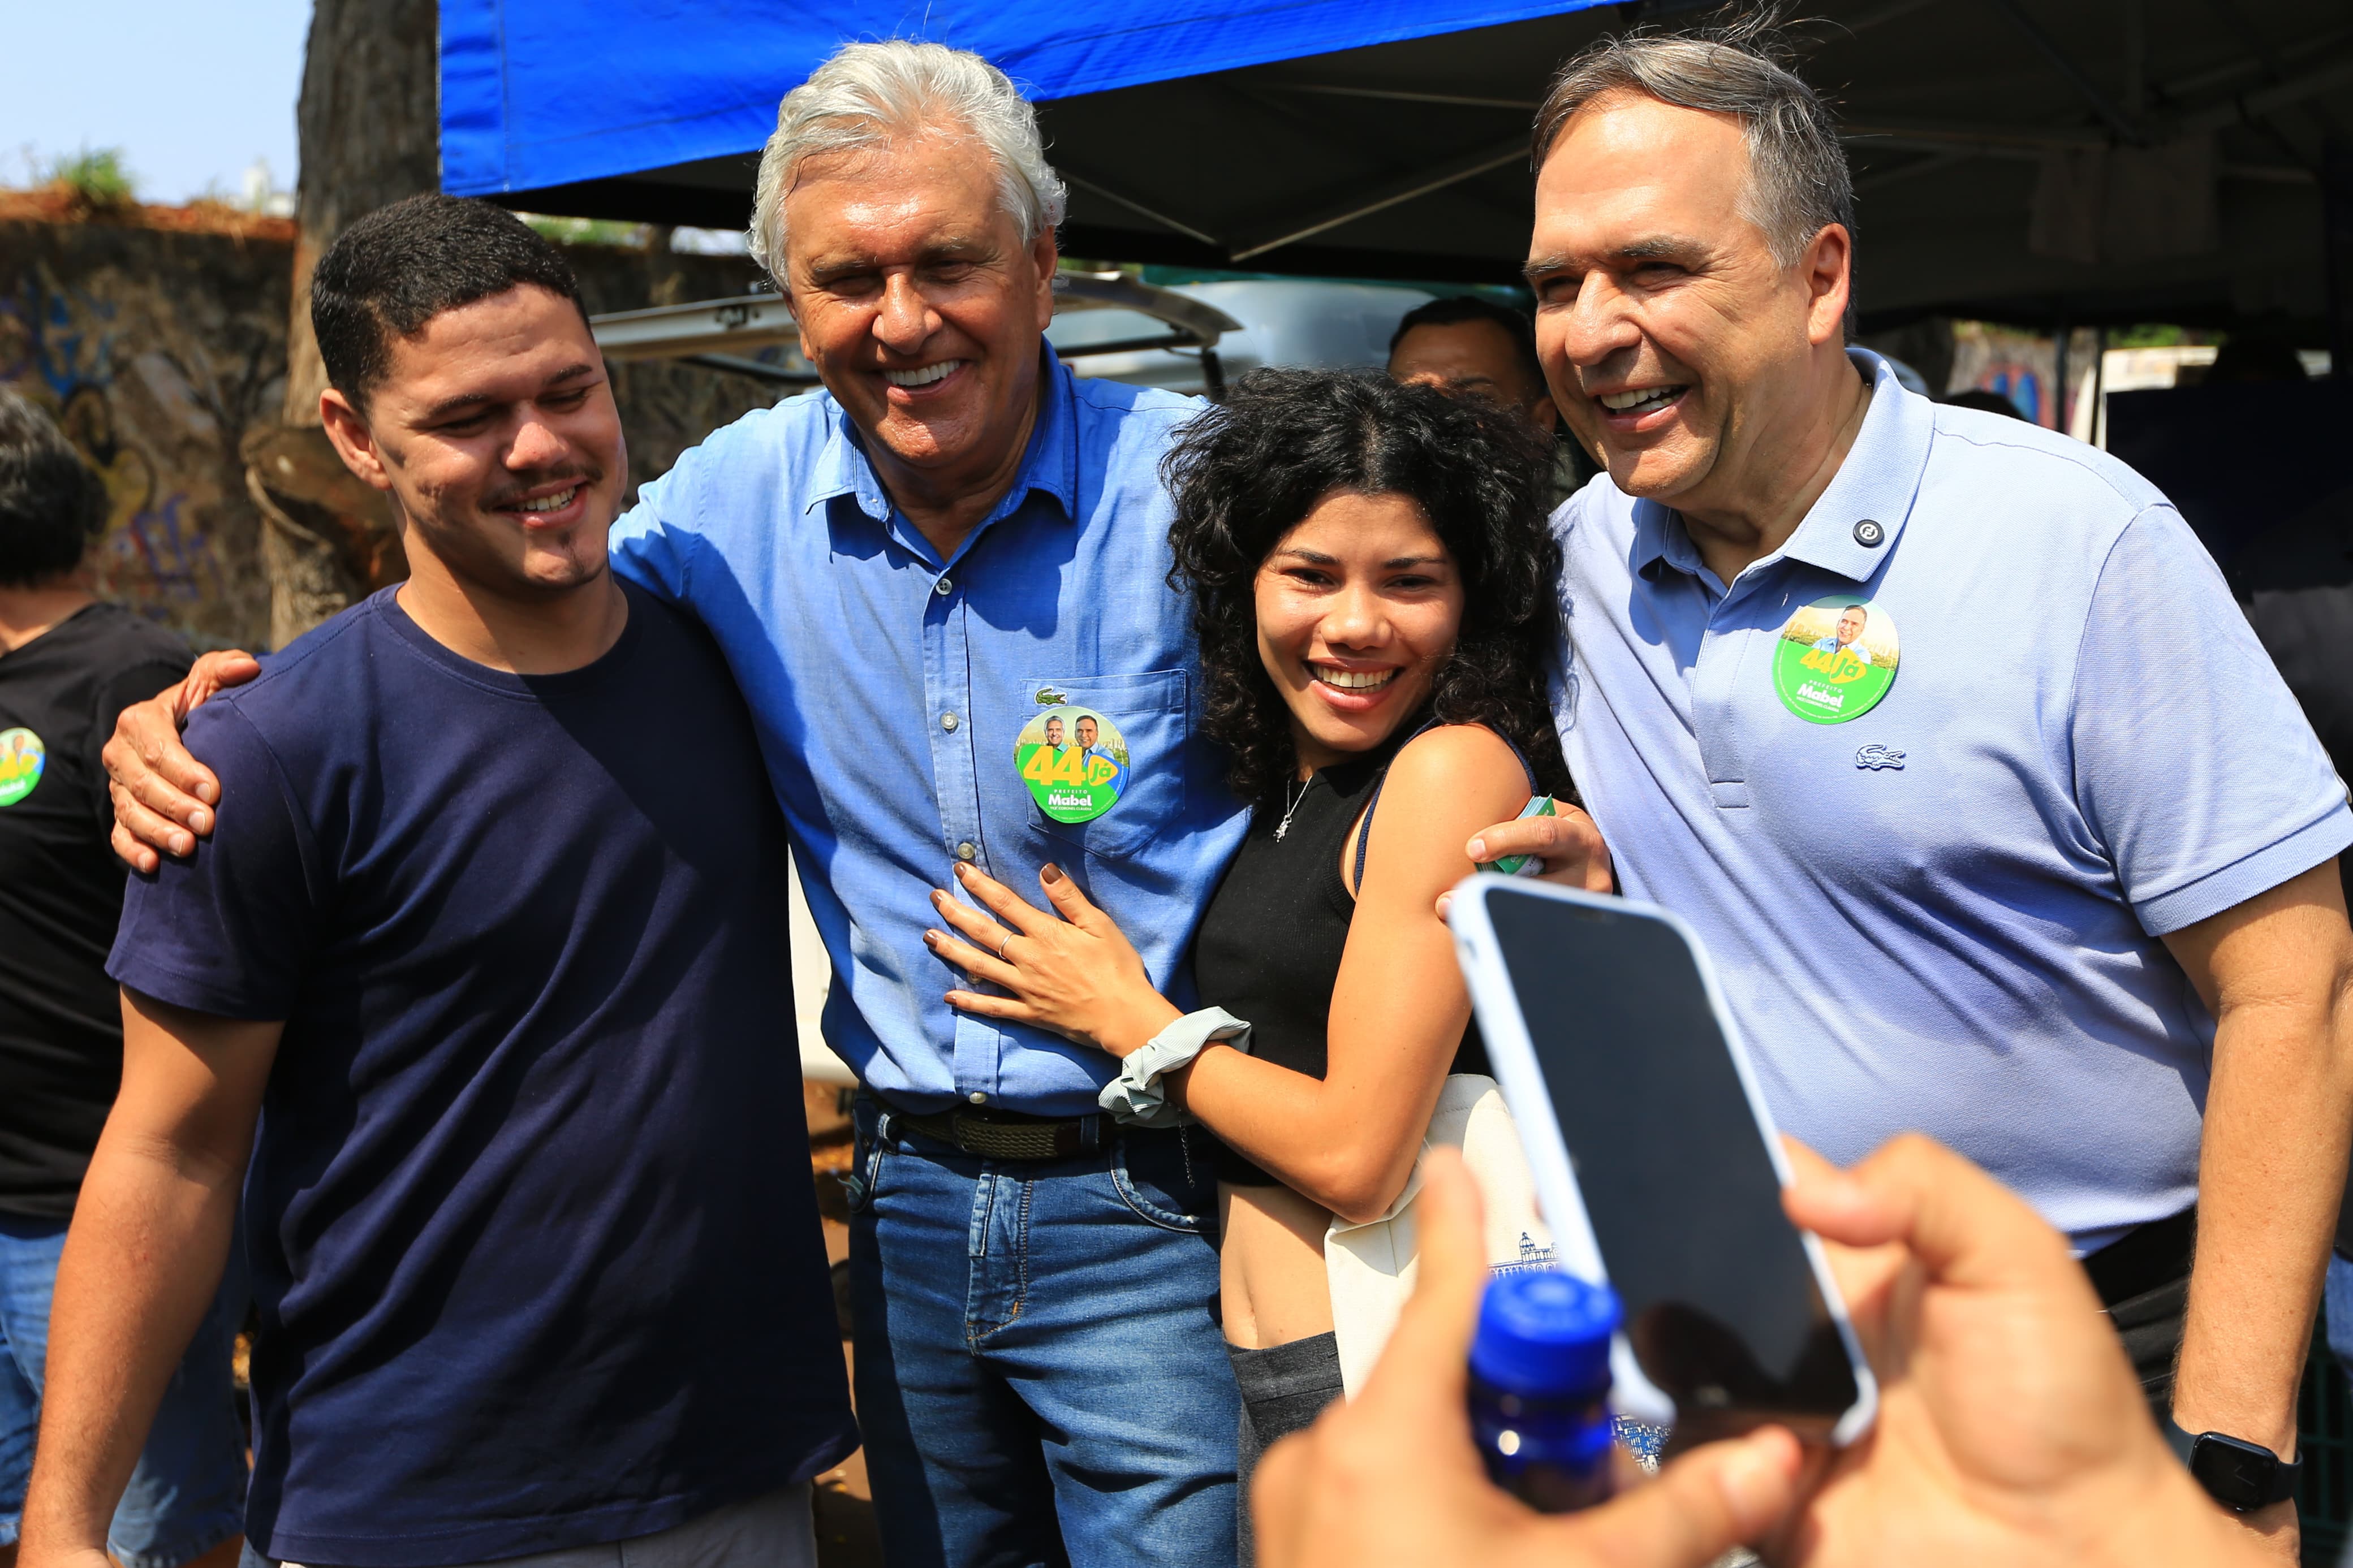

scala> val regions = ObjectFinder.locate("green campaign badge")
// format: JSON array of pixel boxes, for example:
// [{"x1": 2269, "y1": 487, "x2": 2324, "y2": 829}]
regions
[
  {"x1": 1772, "y1": 597, "x2": 1899, "y2": 724},
  {"x1": 1017, "y1": 706, "x2": 1130, "y2": 823},
  {"x1": 0, "y1": 727, "x2": 46, "y2": 807}
]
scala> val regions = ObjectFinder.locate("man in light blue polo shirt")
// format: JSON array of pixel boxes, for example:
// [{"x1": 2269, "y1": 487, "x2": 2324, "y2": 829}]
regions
[
  {"x1": 99, "y1": 42, "x2": 1246, "y2": 1568},
  {"x1": 1475, "y1": 25, "x2": 2353, "y2": 1557}
]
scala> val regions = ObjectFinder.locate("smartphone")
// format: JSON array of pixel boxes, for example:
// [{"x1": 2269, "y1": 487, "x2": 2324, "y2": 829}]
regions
[{"x1": 1447, "y1": 876, "x2": 1877, "y2": 1446}]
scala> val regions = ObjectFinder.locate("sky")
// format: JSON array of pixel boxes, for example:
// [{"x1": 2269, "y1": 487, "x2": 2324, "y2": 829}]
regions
[{"x1": 1, "y1": 1, "x2": 311, "y2": 204}]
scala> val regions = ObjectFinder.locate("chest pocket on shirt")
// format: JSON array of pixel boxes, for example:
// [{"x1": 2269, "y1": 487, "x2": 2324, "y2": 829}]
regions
[{"x1": 1019, "y1": 669, "x2": 1188, "y2": 861}]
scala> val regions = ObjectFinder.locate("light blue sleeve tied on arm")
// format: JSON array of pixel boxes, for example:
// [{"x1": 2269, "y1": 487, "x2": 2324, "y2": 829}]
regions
[{"x1": 1098, "y1": 1007, "x2": 1253, "y2": 1128}]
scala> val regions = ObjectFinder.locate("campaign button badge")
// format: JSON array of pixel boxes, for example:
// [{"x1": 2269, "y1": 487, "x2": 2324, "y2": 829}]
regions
[
  {"x1": 1018, "y1": 706, "x2": 1129, "y2": 823},
  {"x1": 0, "y1": 727, "x2": 46, "y2": 807},
  {"x1": 1771, "y1": 597, "x2": 1899, "y2": 724}
]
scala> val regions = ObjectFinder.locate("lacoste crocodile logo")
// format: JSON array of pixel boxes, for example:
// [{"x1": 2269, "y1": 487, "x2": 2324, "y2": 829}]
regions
[
  {"x1": 1034, "y1": 686, "x2": 1068, "y2": 706},
  {"x1": 1855, "y1": 744, "x2": 1906, "y2": 771}
]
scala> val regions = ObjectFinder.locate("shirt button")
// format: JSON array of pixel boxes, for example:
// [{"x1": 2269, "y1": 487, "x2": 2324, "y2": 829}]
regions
[
  {"x1": 934, "y1": 576, "x2": 954, "y2": 595},
  {"x1": 955, "y1": 841, "x2": 978, "y2": 861},
  {"x1": 1854, "y1": 518, "x2": 1885, "y2": 547},
  {"x1": 941, "y1": 711, "x2": 960, "y2": 731},
  {"x1": 967, "y1": 1091, "x2": 988, "y2": 1105}
]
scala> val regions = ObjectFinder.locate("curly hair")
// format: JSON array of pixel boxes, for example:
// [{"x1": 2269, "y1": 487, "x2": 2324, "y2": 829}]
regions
[
  {"x1": 0, "y1": 388, "x2": 107, "y2": 588},
  {"x1": 1164, "y1": 368, "x2": 1571, "y2": 808}
]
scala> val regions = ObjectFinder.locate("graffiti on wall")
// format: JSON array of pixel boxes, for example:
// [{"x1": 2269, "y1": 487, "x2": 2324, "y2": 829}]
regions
[
  {"x1": 3, "y1": 274, "x2": 227, "y2": 612},
  {"x1": 1943, "y1": 321, "x2": 2101, "y2": 433},
  {"x1": 0, "y1": 215, "x2": 786, "y2": 650},
  {"x1": 0, "y1": 232, "x2": 282, "y2": 646}
]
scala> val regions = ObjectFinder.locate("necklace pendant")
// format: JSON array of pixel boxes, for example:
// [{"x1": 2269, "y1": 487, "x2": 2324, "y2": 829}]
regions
[{"x1": 1274, "y1": 819, "x2": 1290, "y2": 842}]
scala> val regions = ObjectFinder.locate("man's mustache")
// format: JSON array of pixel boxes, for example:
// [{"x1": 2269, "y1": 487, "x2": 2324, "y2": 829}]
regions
[{"x1": 482, "y1": 466, "x2": 603, "y2": 511}]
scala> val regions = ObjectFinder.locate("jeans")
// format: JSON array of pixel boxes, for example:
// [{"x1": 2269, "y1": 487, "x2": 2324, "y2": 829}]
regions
[
  {"x1": 846, "y1": 1098, "x2": 1237, "y2": 1568},
  {"x1": 1, "y1": 1211, "x2": 248, "y2": 1568},
  {"x1": 2324, "y1": 1255, "x2": 2353, "y2": 1566}
]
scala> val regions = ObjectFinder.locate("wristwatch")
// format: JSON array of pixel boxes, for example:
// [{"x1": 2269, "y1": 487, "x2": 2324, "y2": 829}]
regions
[{"x1": 2165, "y1": 1418, "x2": 2302, "y2": 1513}]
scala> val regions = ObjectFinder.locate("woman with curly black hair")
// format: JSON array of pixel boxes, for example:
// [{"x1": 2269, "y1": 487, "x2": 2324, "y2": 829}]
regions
[{"x1": 924, "y1": 369, "x2": 1576, "y2": 1531}]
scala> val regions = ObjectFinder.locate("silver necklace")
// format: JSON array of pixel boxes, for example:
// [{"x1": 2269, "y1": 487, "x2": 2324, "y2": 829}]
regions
[{"x1": 1274, "y1": 774, "x2": 1315, "y2": 841}]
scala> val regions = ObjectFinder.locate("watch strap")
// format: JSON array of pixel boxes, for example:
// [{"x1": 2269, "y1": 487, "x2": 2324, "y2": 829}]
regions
[{"x1": 2166, "y1": 1417, "x2": 2302, "y2": 1511}]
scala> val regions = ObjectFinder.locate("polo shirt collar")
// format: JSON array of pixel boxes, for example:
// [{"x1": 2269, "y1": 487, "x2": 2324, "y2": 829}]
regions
[
  {"x1": 1774, "y1": 347, "x2": 1931, "y2": 583},
  {"x1": 800, "y1": 342, "x2": 1083, "y2": 535},
  {"x1": 1631, "y1": 347, "x2": 1933, "y2": 590}
]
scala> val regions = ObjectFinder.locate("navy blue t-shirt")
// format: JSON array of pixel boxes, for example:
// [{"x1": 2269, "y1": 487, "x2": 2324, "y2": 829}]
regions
[{"x1": 108, "y1": 582, "x2": 855, "y2": 1567}]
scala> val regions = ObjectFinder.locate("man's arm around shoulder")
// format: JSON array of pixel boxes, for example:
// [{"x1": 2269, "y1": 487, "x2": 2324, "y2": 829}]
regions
[
  {"x1": 17, "y1": 992, "x2": 281, "y2": 1568},
  {"x1": 102, "y1": 651, "x2": 259, "y2": 873}
]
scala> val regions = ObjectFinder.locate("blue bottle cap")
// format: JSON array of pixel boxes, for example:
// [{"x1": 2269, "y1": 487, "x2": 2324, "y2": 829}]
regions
[{"x1": 1470, "y1": 1272, "x2": 1621, "y2": 1399}]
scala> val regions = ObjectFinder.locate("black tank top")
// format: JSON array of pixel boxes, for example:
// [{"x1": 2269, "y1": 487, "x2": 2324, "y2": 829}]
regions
[{"x1": 1191, "y1": 727, "x2": 1513, "y2": 1186}]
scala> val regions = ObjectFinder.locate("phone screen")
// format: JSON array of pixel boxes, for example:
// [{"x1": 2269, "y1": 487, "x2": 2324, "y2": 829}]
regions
[{"x1": 1484, "y1": 885, "x2": 1861, "y2": 1431}]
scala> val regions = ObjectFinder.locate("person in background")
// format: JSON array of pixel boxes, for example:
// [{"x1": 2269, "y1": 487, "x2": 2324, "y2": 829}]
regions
[
  {"x1": 923, "y1": 369, "x2": 1568, "y2": 1561},
  {"x1": 18, "y1": 197, "x2": 852, "y2": 1568},
  {"x1": 1468, "y1": 21, "x2": 2353, "y2": 1560},
  {"x1": 1250, "y1": 1139, "x2": 2276, "y2": 1568},
  {"x1": 2202, "y1": 338, "x2": 2311, "y2": 385},
  {"x1": 0, "y1": 390, "x2": 236, "y2": 1568},
  {"x1": 1386, "y1": 297, "x2": 1593, "y2": 499},
  {"x1": 1386, "y1": 297, "x2": 1559, "y2": 440}
]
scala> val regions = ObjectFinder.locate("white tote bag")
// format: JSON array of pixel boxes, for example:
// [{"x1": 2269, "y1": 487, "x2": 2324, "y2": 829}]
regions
[{"x1": 1324, "y1": 1073, "x2": 1557, "y2": 1398}]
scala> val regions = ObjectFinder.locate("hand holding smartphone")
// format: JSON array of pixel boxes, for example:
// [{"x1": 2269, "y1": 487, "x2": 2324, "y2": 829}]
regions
[{"x1": 1447, "y1": 877, "x2": 1877, "y2": 1447}]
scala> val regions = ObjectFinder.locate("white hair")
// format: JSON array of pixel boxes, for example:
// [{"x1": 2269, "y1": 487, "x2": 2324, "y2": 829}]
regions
[{"x1": 748, "y1": 40, "x2": 1068, "y2": 283}]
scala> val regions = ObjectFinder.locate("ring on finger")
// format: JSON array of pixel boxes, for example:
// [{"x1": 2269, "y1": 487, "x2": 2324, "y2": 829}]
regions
[{"x1": 995, "y1": 930, "x2": 1012, "y2": 962}]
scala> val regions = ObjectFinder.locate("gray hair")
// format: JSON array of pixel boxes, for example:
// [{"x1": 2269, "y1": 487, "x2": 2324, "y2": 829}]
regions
[
  {"x1": 1532, "y1": 21, "x2": 1854, "y2": 269},
  {"x1": 748, "y1": 40, "x2": 1068, "y2": 282}
]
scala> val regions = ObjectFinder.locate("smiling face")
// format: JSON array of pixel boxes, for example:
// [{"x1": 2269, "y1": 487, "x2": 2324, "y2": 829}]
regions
[
  {"x1": 1253, "y1": 490, "x2": 1466, "y2": 774},
  {"x1": 320, "y1": 283, "x2": 624, "y2": 598},
  {"x1": 1044, "y1": 717, "x2": 1065, "y2": 748},
  {"x1": 1837, "y1": 605, "x2": 1865, "y2": 646},
  {"x1": 1076, "y1": 715, "x2": 1098, "y2": 749},
  {"x1": 1525, "y1": 91, "x2": 1851, "y2": 517},
  {"x1": 780, "y1": 131, "x2": 1056, "y2": 500}
]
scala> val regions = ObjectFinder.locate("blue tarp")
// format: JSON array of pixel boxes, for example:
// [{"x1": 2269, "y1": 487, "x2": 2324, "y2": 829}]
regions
[{"x1": 440, "y1": 0, "x2": 1599, "y2": 198}]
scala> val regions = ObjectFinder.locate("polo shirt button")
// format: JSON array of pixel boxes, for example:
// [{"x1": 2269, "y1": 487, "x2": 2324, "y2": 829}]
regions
[
  {"x1": 941, "y1": 711, "x2": 960, "y2": 731},
  {"x1": 1854, "y1": 519, "x2": 1885, "y2": 547},
  {"x1": 968, "y1": 1091, "x2": 988, "y2": 1104},
  {"x1": 934, "y1": 576, "x2": 954, "y2": 595},
  {"x1": 955, "y1": 841, "x2": 978, "y2": 861}
]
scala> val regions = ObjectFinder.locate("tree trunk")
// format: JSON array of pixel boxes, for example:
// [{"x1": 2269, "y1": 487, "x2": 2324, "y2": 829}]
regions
[{"x1": 254, "y1": 0, "x2": 437, "y2": 647}]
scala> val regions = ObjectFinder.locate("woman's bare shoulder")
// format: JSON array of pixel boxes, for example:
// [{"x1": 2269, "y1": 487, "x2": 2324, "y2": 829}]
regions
[
  {"x1": 1385, "y1": 723, "x2": 1531, "y2": 807},
  {"x1": 1350, "y1": 723, "x2": 1535, "y2": 892}
]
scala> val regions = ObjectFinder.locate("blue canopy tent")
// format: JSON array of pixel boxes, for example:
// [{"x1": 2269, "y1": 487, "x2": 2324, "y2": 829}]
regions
[{"x1": 440, "y1": 0, "x2": 2353, "y2": 332}]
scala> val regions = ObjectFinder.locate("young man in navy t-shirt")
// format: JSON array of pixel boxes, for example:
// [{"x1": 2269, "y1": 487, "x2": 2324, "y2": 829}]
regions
[{"x1": 16, "y1": 197, "x2": 854, "y2": 1568}]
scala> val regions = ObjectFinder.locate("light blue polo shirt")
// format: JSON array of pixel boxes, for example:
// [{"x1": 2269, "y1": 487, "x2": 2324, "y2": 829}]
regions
[
  {"x1": 609, "y1": 349, "x2": 1250, "y2": 1117},
  {"x1": 1555, "y1": 348, "x2": 2353, "y2": 1250}
]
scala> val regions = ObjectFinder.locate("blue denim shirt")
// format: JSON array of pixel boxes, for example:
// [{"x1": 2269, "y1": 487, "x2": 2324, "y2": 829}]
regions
[{"x1": 611, "y1": 351, "x2": 1250, "y2": 1116}]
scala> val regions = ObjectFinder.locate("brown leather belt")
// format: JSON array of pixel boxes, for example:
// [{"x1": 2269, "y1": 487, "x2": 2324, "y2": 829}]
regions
[{"x1": 877, "y1": 1098, "x2": 1103, "y2": 1161}]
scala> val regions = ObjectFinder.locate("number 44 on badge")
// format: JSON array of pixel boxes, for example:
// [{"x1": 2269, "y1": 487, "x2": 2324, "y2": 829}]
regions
[
  {"x1": 1772, "y1": 597, "x2": 1899, "y2": 724},
  {"x1": 1015, "y1": 705, "x2": 1129, "y2": 824}
]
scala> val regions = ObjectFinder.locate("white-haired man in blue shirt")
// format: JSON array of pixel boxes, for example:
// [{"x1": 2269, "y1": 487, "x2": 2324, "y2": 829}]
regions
[{"x1": 101, "y1": 40, "x2": 1248, "y2": 1568}]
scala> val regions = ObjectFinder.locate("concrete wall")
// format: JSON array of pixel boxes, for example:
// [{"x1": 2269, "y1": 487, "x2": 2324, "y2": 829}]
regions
[
  {"x1": 0, "y1": 218, "x2": 288, "y2": 647},
  {"x1": 0, "y1": 210, "x2": 785, "y2": 651}
]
